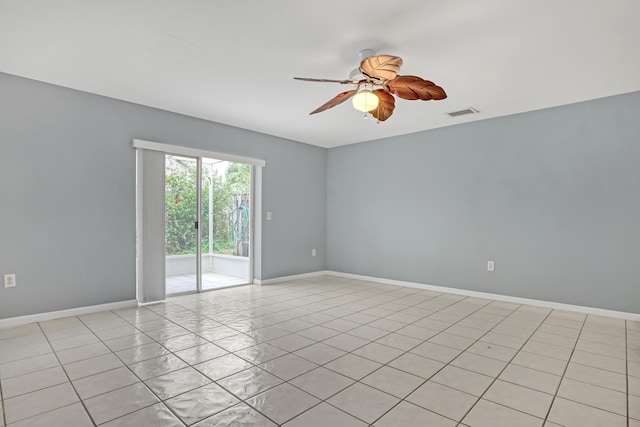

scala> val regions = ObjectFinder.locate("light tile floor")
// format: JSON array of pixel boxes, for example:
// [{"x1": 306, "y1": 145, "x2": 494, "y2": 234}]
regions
[
  {"x1": 166, "y1": 272, "x2": 249, "y2": 294},
  {"x1": 0, "y1": 275, "x2": 638, "y2": 426}
]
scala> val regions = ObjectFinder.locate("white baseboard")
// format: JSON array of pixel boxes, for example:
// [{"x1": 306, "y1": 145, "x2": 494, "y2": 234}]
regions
[
  {"x1": 254, "y1": 270, "x2": 331, "y2": 285},
  {"x1": 326, "y1": 271, "x2": 640, "y2": 321},
  {"x1": 138, "y1": 300, "x2": 167, "y2": 307},
  {"x1": 0, "y1": 299, "x2": 139, "y2": 329},
  {"x1": 4, "y1": 272, "x2": 637, "y2": 329}
]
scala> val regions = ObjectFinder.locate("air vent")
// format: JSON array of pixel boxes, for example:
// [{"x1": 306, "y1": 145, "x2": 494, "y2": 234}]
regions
[{"x1": 447, "y1": 107, "x2": 479, "y2": 117}]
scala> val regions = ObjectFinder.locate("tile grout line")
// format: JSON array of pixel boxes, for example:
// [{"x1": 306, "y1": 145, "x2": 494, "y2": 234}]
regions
[
  {"x1": 539, "y1": 319, "x2": 633, "y2": 421},
  {"x1": 100, "y1": 308, "x2": 227, "y2": 426},
  {"x1": 62, "y1": 312, "x2": 185, "y2": 426},
  {"x1": 67, "y1": 284, "x2": 640, "y2": 424},
  {"x1": 248, "y1": 292, "x2": 476, "y2": 425},
  {"x1": 1, "y1": 378, "x2": 6, "y2": 427},
  {"x1": 174, "y1": 282, "x2": 476, "y2": 425},
  {"x1": 267, "y1": 291, "x2": 485, "y2": 425},
  {"x1": 363, "y1": 297, "x2": 530, "y2": 425},
  {"x1": 34, "y1": 321, "x2": 99, "y2": 427},
  {"x1": 10, "y1": 281, "x2": 455, "y2": 426},
  {"x1": 109, "y1": 304, "x2": 282, "y2": 426},
  {"x1": 113, "y1": 311, "x2": 228, "y2": 426},
  {"x1": 541, "y1": 312, "x2": 588, "y2": 425},
  {"x1": 626, "y1": 320, "x2": 630, "y2": 427},
  {"x1": 0, "y1": 290, "x2": 600, "y2": 422},
  {"x1": 195, "y1": 283, "x2": 461, "y2": 426},
  {"x1": 449, "y1": 307, "x2": 556, "y2": 425},
  {"x1": 107, "y1": 310, "x2": 244, "y2": 426},
  {"x1": 2, "y1": 278, "x2": 632, "y2": 426},
  {"x1": 5, "y1": 311, "x2": 218, "y2": 425},
  {"x1": 160, "y1": 281, "x2": 581, "y2": 425}
]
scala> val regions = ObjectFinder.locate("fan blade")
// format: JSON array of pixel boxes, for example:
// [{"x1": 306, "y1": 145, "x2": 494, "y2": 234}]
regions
[
  {"x1": 370, "y1": 89, "x2": 395, "y2": 122},
  {"x1": 388, "y1": 75, "x2": 447, "y2": 101},
  {"x1": 310, "y1": 90, "x2": 357, "y2": 115},
  {"x1": 360, "y1": 55, "x2": 403, "y2": 81},
  {"x1": 294, "y1": 77, "x2": 354, "y2": 84}
]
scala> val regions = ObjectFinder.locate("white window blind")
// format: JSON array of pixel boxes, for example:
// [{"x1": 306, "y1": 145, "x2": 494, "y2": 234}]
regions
[{"x1": 136, "y1": 148, "x2": 166, "y2": 303}]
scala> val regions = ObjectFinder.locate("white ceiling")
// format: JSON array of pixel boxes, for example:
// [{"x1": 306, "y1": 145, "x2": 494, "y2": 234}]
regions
[{"x1": 1, "y1": 0, "x2": 639, "y2": 148}]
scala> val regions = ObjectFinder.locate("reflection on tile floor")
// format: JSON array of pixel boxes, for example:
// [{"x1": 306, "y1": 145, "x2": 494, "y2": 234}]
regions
[
  {"x1": 0, "y1": 275, "x2": 638, "y2": 426},
  {"x1": 166, "y1": 272, "x2": 249, "y2": 294}
]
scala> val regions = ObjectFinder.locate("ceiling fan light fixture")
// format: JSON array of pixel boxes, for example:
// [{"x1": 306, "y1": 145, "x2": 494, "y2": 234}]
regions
[
  {"x1": 294, "y1": 52, "x2": 446, "y2": 121},
  {"x1": 352, "y1": 89, "x2": 379, "y2": 113}
]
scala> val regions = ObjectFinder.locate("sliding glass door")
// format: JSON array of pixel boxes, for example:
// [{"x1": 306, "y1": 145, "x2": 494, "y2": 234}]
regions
[
  {"x1": 164, "y1": 155, "x2": 251, "y2": 295},
  {"x1": 135, "y1": 138, "x2": 263, "y2": 304}
]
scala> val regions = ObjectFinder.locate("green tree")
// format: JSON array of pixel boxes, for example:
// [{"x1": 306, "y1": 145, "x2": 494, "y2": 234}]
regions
[
  {"x1": 165, "y1": 159, "x2": 198, "y2": 255},
  {"x1": 226, "y1": 163, "x2": 250, "y2": 194},
  {"x1": 165, "y1": 159, "x2": 250, "y2": 256}
]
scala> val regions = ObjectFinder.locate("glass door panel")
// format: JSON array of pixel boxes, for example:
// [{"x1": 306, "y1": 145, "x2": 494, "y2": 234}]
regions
[
  {"x1": 165, "y1": 154, "x2": 198, "y2": 294},
  {"x1": 201, "y1": 158, "x2": 251, "y2": 290}
]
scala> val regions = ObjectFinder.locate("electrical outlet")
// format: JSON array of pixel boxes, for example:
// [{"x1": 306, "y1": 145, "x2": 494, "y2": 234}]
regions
[
  {"x1": 487, "y1": 261, "x2": 495, "y2": 272},
  {"x1": 4, "y1": 273, "x2": 16, "y2": 288},
  {"x1": 312, "y1": 248, "x2": 316, "y2": 257},
  {"x1": 266, "y1": 211, "x2": 272, "y2": 221}
]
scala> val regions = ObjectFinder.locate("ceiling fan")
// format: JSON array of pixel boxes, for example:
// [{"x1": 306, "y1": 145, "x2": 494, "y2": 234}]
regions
[{"x1": 294, "y1": 50, "x2": 447, "y2": 122}]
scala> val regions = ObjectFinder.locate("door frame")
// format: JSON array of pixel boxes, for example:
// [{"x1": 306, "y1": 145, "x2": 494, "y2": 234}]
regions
[{"x1": 134, "y1": 139, "x2": 265, "y2": 299}]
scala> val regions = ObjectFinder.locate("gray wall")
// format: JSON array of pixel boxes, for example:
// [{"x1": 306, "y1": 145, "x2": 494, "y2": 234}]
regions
[
  {"x1": 327, "y1": 92, "x2": 640, "y2": 313},
  {"x1": 0, "y1": 73, "x2": 327, "y2": 319},
  {"x1": 2, "y1": 71, "x2": 638, "y2": 319}
]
